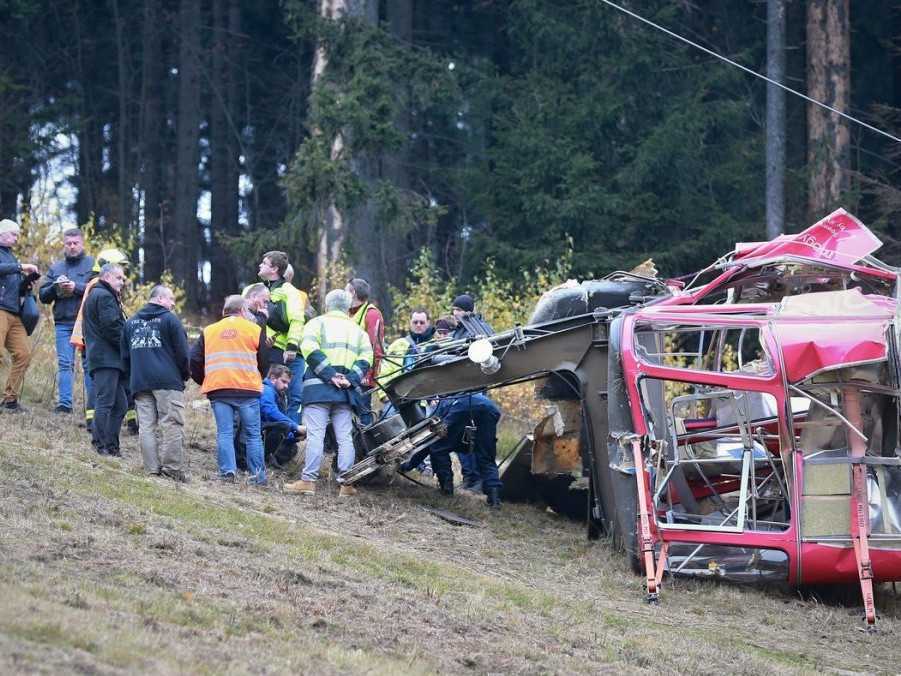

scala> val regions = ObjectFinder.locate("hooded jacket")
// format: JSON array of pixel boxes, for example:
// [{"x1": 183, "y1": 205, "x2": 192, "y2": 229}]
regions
[
  {"x1": 38, "y1": 252, "x2": 95, "y2": 323},
  {"x1": 121, "y1": 302, "x2": 190, "y2": 394},
  {"x1": 82, "y1": 280, "x2": 126, "y2": 373}
]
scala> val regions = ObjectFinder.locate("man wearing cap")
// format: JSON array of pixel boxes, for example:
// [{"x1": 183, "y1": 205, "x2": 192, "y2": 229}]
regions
[
  {"x1": 39, "y1": 228, "x2": 95, "y2": 414},
  {"x1": 0, "y1": 219, "x2": 40, "y2": 412},
  {"x1": 451, "y1": 294, "x2": 493, "y2": 340}
]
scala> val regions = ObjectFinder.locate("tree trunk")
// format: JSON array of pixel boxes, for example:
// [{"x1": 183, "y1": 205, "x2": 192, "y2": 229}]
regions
[
  {"x1": 110, "y1": 0, "x2": 132, "y2": 234},
  {"x1": 209, "y1": 0, "x2": 239, "y2": 307},
  {"x1": 140, "y1": 0, "x2": 164, "y2": 282},
  {"x1": 174, "y1": 0, "x2": 202, "y2": 306},
  {"x1": 766, "y1": 0, "x2": 786, "y2": 238},
  {"x1": 806, "y1": 0, "x2": 850, "y2": 222},
  {"x1": 311, "y1": 0, "x2": 378, "y2": 307}
]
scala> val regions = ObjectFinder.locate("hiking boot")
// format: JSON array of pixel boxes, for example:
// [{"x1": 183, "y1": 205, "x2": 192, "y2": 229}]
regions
[
  {"x1": 220, "y1": 471, "x2": 237, "y2": 483},
  {"x1": 161, "y1": 468, "x2": 190, "y2": 484},
  {"x1": 106, "y1": 448, "x2": 122, "y2": 458},
  {"x1": 486, "y1": 486, "x2": 502, "y2": 509},
  {"x1": 54, "y1": 405, "x2": 73, "y2": 414},
  {"x1": 338, "y1": 484, "x2": 358, "y2": 498},
  {"x1": 438, "y1": 479, "x2": 454, "y2": 496},
  {"x1": 284, "y1": 479, "x2": 316, "y2": 495},
  {"x1": 3, "y1": 400, "x2": 26, "y2": 413},
  {"x1": 461, "y1": 478, "x2": 482, "y2": 493}
]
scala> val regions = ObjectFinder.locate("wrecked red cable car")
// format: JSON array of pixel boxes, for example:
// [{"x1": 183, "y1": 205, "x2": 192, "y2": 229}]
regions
[{"x1": 361, "y1": 208, "x2": 901, "y2": 626}]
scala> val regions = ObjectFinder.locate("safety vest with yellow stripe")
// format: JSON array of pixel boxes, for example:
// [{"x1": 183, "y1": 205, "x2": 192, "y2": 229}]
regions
[
  {"x1": 300, "y1": 310, "x2": 373, "y2": 405},
  {"x1": 201, "y1": 316, "x2": 263, "y2": 395},
  {"x1": 267, "y1": 280, "x2": 308, "y2": 352}
]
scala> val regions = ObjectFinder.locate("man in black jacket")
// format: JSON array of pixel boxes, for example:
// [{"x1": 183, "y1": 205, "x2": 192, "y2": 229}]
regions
[
  {"x1": 39, "y1": 228, "x2": 95, "y2": 414},
  {"x1": 0, "y1": 219, "x2": 40, "y2": 412},
  {"x1": 122, "y1": 285, "x2": 190, "y2": 480},
  {"x1": 83, "y1": 263, "x2": 127, "y2": 456}
]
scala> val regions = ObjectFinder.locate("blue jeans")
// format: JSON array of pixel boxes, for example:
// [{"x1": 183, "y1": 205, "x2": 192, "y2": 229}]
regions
[
  {"x1": 54, "y1": 322, "x2": 92, "y2": 410},
  {"x1": 286, "y1": 356, "x2": 305, "y2": 424},
  {"x1": 212, "y1": 397, "x2": 266, "y2": 483}
]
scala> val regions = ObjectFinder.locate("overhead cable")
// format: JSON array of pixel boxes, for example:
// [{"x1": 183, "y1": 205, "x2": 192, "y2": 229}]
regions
[{"x1": 597, "y1": 0, "x2": 901, "y2": 146}]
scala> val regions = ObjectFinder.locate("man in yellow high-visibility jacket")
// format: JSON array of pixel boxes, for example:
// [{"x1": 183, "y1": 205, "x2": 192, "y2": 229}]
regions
[
  {"x1": 284, "y1": 289, "x2": 372, "y2": 498},
  {"x1": 258, "y1": 250, "x2": 308, "y2": 424}
]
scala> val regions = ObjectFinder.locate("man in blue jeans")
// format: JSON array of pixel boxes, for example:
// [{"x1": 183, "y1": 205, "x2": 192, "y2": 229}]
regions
[
  {"x1": 39, "y1": 228, "x2": 94, "y2": 414},
  {"x1": 190, "y1": 295, "x2": 269, "y2": 485}
]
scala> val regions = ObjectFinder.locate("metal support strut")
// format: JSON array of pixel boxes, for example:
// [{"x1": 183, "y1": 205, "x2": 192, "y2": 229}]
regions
[
  {"x1": 632, "y1": 438, "x2": 661, "y2": 603},
  {"x1": 842, "y1": 387, "x2": 877, "y2": 626}
]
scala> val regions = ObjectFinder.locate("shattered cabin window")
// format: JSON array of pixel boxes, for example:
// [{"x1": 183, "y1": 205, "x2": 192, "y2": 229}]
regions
[
  {"x1": 795, "y1": 367, "x2": 901, "y2": 542},
  {"x1": 694, "y1": 263, "x2": 893, "y2": 305},
  {"x1": 640, "y1": 378, "x2": 790, "y2": 534},
  {"x1": 635, "y1": 323, "x2": 773, "y2": 377}
]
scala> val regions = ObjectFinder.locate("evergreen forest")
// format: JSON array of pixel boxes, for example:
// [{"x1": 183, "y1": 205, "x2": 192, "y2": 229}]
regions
[{"x1": 2, "y1": 0, "x2": 899, "y2": 316}]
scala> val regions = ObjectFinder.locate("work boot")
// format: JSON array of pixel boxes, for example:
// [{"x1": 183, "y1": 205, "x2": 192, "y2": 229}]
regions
[
  {"x1": 461, "y1": 478, "x2": 482, "y2": 493},
  {"x1": 2, "y1": 400, "x2": 26, "y2": 413},
  {"x1": 338, "y1": 484, "x2": 358, "y2": 498},
  {"x1": 284, "y1": 479, "x2": 316, "y2": 495},
  {"x1": 54, "y1": 405, "x2": 73, "y2": 414},
  {"x1": 161, "y1": 468, "x2": 190, "y2": 484},
  {"x1": 485, "y1": 486, "x2": 501, "y2": 509},
  {"x1": 438, "y1": 479, "x2": 454, "y2": 496},
  {"x1": 220, "y1": 471, "x2": 237, "y2": 484}
]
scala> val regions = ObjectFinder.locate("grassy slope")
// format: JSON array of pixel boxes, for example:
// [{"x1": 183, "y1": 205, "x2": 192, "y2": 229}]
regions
[{"x1": 1, "y1": 401, "x2": 900, "y2": 675}]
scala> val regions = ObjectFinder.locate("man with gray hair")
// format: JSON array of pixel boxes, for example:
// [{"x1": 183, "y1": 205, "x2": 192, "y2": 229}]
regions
[
  {"x1": 122, "y1": 285, "x2": 190, "y2": 481},
  {"x1": 39, "y1": 227, "x2": 94, "y2": 414},
  {"x1": 190, "y1": 294, "x2": 268, "y2": 484},
  {"x1": 284, "y1": 289, "x2": 373, "y2": 497},
  {"x1": 0, "y1": 218, "x2": 39, "y2": 412},
  {"x1": 83, "y1": 263, "x2": 128, "y2": 455}
]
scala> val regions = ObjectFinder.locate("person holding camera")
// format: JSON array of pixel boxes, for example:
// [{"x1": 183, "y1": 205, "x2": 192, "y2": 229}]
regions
[
  {"x1": 0, "y1": 219, "x2": 40, "y2": 412},
  {"x1": 39, "y1": 228, "x2": 95, "y2": 414}
]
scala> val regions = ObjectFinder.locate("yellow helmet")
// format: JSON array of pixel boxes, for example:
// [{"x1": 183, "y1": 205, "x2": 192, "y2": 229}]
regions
[{"x1": 93, "y1": 248, "x2": 130, "y2": 274}]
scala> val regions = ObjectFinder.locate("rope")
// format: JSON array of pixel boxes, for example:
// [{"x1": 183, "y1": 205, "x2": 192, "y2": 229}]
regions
[{"x1": 597, "y1": 0, "x2": 901, "y2": 146}]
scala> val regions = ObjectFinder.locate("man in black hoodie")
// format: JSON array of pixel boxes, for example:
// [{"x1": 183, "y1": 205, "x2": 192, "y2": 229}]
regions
[
  {"x1": 83, "y1": 263, "x2": 128, "y2": 455},
  {"x1": 122, "y1": 285, "x2": 190, "y2": 480}
]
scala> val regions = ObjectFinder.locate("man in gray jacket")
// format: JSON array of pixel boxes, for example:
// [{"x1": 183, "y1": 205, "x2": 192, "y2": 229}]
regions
[{"x1": 39, "y1": 228, "x2": 94, "y2": 414}]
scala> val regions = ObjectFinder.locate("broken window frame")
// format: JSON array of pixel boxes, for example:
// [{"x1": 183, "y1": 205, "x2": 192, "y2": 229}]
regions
[
  {"x1": 633, "y1": 322, "x2": 774, "y2": 378},
  {"x1": 639, "y1": 381, "x2": 790, "y2": 535}
]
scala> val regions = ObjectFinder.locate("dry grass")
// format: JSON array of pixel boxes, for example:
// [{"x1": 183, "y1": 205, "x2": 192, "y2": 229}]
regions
[{"x1": 1, "y1": 368, "x2": 900, "y2": 673}]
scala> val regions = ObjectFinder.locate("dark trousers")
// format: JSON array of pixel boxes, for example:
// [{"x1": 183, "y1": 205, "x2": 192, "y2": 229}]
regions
[
  {"x1": 91, "y1": 367, "x2": 127, "y2": 452},
  {"x1": 429, "y1": 398, "x2": 502, "y2": 492}
]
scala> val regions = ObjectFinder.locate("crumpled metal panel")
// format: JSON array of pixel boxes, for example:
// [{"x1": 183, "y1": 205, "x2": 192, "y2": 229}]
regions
[{"x1": 532, "y1": 402, "x2": 582, "y2": 476}]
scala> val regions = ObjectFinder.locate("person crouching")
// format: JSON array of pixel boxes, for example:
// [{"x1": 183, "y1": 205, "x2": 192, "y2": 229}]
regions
[{"x1": 190, "y1": 295, "x2": 268, "y2": 484}]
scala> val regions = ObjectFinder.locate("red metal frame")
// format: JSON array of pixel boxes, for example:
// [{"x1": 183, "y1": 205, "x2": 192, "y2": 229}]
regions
[{"x1": 614, "y1": 211, "x2": 901, "y2": 622}]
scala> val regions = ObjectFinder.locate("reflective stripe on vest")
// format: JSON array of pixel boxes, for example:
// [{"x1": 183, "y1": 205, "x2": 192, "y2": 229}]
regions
[
  {"x1": 301, "y1": 311, "x2": 372, "y2": 374},
  {"x1": 201, "y1": 316, "x2": 263, "y2": 394},
  {"x1": 352, "y1": 302, "x2": 373, "y2": 329}
]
